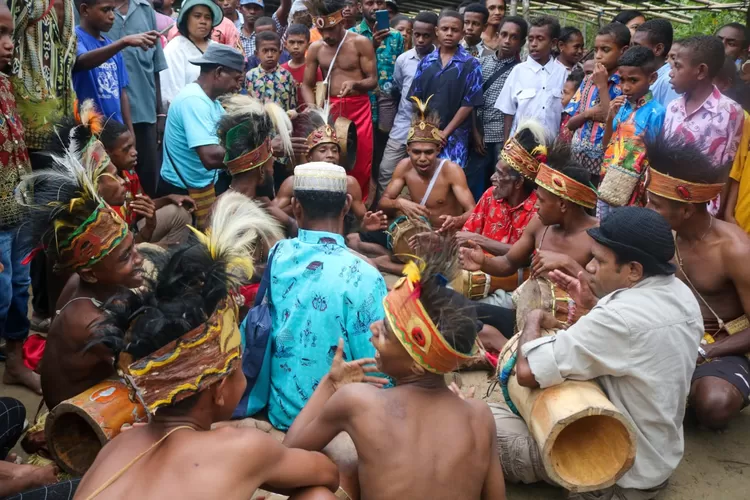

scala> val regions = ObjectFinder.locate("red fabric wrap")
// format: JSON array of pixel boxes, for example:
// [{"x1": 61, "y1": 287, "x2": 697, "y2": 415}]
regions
[{"x1": 330, "y1": 94, "x2": 373, "y2": 201}]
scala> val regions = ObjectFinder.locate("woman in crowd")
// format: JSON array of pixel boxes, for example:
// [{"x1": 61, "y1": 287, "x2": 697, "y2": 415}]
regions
[{"x1": 612, "y1": 9, "x2": 645, "y2": 38}]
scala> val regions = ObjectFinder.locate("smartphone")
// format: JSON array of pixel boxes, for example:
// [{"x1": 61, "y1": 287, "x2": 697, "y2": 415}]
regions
[{"x1": 375, "y1": 10, "x2": 389, "y2": 32}]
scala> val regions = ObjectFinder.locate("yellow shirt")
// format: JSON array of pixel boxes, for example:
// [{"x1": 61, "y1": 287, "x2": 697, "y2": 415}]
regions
[{"x1": 729, "y1": 111, "x2": 750, "y2": 233}]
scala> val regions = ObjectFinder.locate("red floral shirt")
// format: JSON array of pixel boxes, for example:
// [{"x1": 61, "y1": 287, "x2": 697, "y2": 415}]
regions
[
  {"x1": 112, "y1": 169, "x2": 141, "y2": 226},
  {"x1": 462, "y1": 188, "x2": 538, "y2": 244}
]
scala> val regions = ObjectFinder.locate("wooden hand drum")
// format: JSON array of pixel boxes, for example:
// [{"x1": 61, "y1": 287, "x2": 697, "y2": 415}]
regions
[
  {"x1": 513, "y1": 277, "x2": 579, "y2": 332},
  {"x1": 452, "y1": 268, "x2": 530, "y2": 300},
  {"x1": 386, "y1": 216, "x2": 430, "y2": 263},
  {"x1": 45, "y1": 380, "x2": 147, "y2": 476},
  {"x1": 334, "y1": 116, "x2": 357, "y2": 172}
]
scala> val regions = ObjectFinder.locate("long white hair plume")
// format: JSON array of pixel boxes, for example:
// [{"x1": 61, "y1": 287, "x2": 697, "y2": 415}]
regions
[
  {"x1": 218, "y1": 94, "x2": 294, "y2": 158},
  {"x1": 515, "y1": 119, "x2": 549, "y2": 150},
  {"x1": 188, "y1": 191, "x2": 284, "y2": 283}
]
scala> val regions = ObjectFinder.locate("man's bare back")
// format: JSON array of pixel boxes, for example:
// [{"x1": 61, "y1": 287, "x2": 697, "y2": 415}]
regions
[{"x1": 305, "y1": 33, "x2": 374, "y2": 98}]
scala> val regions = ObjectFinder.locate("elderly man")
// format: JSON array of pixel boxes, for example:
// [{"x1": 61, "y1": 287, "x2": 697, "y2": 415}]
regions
[
  {"x1": 158, "y1": 44, "x2": 244, "y2": 228},
  {"x1": 492, "y1": 207, "x2": 703, "y2": 500}
]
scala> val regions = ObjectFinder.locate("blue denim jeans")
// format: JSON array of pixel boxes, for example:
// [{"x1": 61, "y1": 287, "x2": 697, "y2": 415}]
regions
[
  {"x1": 465, "y1": 142, "x2": 503, "y2": 202},
  {"x1": 0, "y1": 227, "x2": 31, "y2": 341}
]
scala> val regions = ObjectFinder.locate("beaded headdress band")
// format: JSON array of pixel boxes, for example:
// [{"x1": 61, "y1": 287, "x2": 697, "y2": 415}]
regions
[
  {"x1": 646, "y1": 168, "x2": 724, "y2": 204},
  {"x1": 225, "y1": 122, "x2": 273, "y2": 176},
  {"x1": 407, "y1": 95, "x2": 442, "y2": 146},
  {"x1": 314, "y1": 8, "x2": 344, "y2": 28},
  {"x1": 306, "y1": 123, "x2": 339, "y2": 154},
  {"x1": 383, "y1": 262, "x2": 476, "y2": 374},
  {"x1": 501, "y1": 139, "x2": 547, "y2": 180},
  {"x1": 535, "y1": 163, "x2": 598, "y2": 210}
]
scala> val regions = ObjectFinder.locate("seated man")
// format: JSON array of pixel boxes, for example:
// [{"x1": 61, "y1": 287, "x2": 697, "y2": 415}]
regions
[
  {"x1": 348, "y1": 97, "x2": 475, "y2": 274},
  {"x1": 494, "y1": 207, "x2": 702, "y2": 499},
  {"x1": 75, "y1": 193, "x2": 341, "y2": 500},
  {"x1": 261, "y1": 163, "x2": 388, "y2": 431},
  {"x1": 646, "y1": 136, "x2": 750, "y2": 430},
  {"x1": 18, "y1": 137, "x2": 143, "y2": 410},
  {"x1": 284, "y1": 246, "x2": 506, "y2": 500}
]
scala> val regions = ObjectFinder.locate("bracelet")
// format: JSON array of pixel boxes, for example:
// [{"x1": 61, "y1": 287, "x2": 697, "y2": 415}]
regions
[
  {"x1": 157, "y1": 113, "x2": 166, "y2": 118},
  {"x1": 697, "y1": 346, "x2": 711, "y2": 363}
]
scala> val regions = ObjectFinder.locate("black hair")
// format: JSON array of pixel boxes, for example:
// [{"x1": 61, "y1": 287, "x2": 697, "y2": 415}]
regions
[
  {"x1": 598, "y1": 22, "x2": 631, "y2": 48},
  {"x1": 635, "y1": 19, "x2": 673, "y2": 56},
  {"x1": 545, "y1": 140, "x2": 592, "y2": 187},
  {"x1": 307, "y1": 0, "x2": 346, "y2": 16},
  {"x1": 559, "y1": 26, "x2": 582, "y2": 44},
  {"x1": 612, "y1": 9, "x2": 644, "y2": 25},
  {"x1": 255, "y1": 16, "x2": 276, "y2": 28},
  {"x1": 725, "y1": 81, "x2": 750, "y2": 113},
  {"x1": 294, "y1": 189, "x2": 348, "y2": 220},
  {"x1": 256, "y1": 29, "x2": 281, "y2": 48},
  {"x1": 177, "y1": 4, "x2": 215, "y2": 41},
  {"x1": 390, "y1": 14, "x2": 412, "y2": 28},
  {"x1": 679, "y1": 35, "x2": 726, "y2": 79},
  {"x1": 287, "y1": 23, "x2": 311, "y2": 39},
  {"x1": 645, "y1": 134, "x2": 726, "y2": 184},
  {"x1": 439, "y1": 9, "x2": 463, "y2": 25},
  {"x1": 414, "y1": 11, "x2": 439, "y2": 27},
  {"x1": 617, "y1": 45, "x2": 657, "y2": 74},
  {"x1": 718, "y1": 22, "x2": 750, "y2": 49},
  {"x1": 458, "y1": 0, "x2": 474, "y2": 11},
  {"x1": 529, "y1": 15, "x2": 560, "y2": 41},
  {"x1": 567, "y1": 67, "x2": 584, "y2": 88},
  {"x1": 74, "y1": 0, "x2": 98, "y2": 11},
  {"x1": 463, "y1": 3, "x2": 489, "y2": 24},
  {"x1": 716, "y1": 56, "x2": 738, "y2": 87},
  {"x1": 100, "y1": 120, "x2": 130, "y2": 152},
  {"x1": 498, "y1": 15, "x2": 527, "y2": 43}
]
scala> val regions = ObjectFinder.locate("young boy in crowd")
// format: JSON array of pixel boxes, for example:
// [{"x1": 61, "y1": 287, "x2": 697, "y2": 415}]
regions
[
  {"x1": 599, "y1": 46, "x2": 665, "y2": 218},
  {"x1": 666, "y1": 35, "x2": 743, "y2": 215},
  {"x1": 246, "y1": 30, "x2": 297, "y2": 111},
  {"x1": 566, "y1": 22, "x2": 629, "y2": 184},
  {"x1": 245, "y1": 16, "x2": 291, "y2": 71},
  {"x1": 633, "y1": 19, "x2": 680, "y2": 106},
  {"x1": 282, "y1": 23, "x2": 323, "y2": 90},
  {"x1": 559, "y1": 67, "x2": 584, "y2": 142},
  {"x1": 496, "y1": 15, "x2": 567, "y2": 141},
  {"x1": 460, "y1": 3, "x2": 491, "y2": 58},
  {"x1": 73, "y1": 0, "x2": 159, "y2": 132}
]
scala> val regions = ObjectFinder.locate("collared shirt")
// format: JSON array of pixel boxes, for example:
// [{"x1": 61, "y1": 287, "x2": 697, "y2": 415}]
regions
[
  {"x1": 522, "y1": 275, "x2": 703, "y2": 490},
  {"x1": 245, "y1": 64, "x2": 297, "y2": 110},
  {"x1": 0, "y1": 74, "x2": 32, "y2": 229},
  {"x1": 664, "y1": 86, "x2": 744, "y2": 170},
  {"x1": 495, "y1": 56, "x2": 567, "y2": 139},
  {"x1": 267, "y1": 229, "x2": 387, "y2": 430},
  {"x1": 462, "y1": 189, "x2": 537, "y2": 243},
  {"x1": 461, "y1": 38, "x2": 492, "y2": 58},
  {"x1": 246, "y1": 50, "x2": 291, "y2": 72},
  {"x1": 729, "y1": 111, "x2": 750, "y2": 233},
  {"x1": 9, "y1": 0, "x2": 77, "y2": 149},
  {"x1": 389, "y1": 47, "x2": 429, "y2": 144},
  {"x1": 161, "y1": 83, "x2": 224, "y2": 189},
  {"x1": 161, "y1": 37, "x2": 216, "y2": 107},
  {"x1": 650, "y1": 62, "x2": 680, "y2": 107},
  {"x1": 602, "y1": 91, "x2": 665, "y2": 178},
  {"x1": 566, "y1": 73, "x2": 623, "y2": 161},
  {"x1": 239, "y1": 13, "x2": 286, "y2": 59},
  {"x1": 232, "y1": 10, "x2": 244, "y2": 31},
  {"x1": 105, "y1": 0, "x2": 168, "y2": 124},
  {"x1": 478, "y1": 53, "x2": 517, "y2": 144},
  {"x1": 350, "y1": 21, "x2": 404, "y2": 123},
  {"x1": 409, "y1": 46, "x2": 483, "y2": 166}
]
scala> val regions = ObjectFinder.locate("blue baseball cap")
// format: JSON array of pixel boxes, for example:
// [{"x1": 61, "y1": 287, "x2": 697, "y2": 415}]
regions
[{"x1": 240, "y1": 0, "x2": 265, "y2": 7}]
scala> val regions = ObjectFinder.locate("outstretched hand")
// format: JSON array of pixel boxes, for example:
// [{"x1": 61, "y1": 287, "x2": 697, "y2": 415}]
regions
[
  {"x1": 548, "y1": 270, "x2": 597, "y2": 311},
  {"x1": 329, "y1": 338, "x2": 389, "y2": 391},
  {"x1": 458, "y1": 240, "x2": 485, "y2": 272}
]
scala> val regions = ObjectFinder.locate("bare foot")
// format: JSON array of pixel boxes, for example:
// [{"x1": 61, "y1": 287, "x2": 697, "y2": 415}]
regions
[{"x1": 3, "y1": 340, "x2": 42, "y2": 394}]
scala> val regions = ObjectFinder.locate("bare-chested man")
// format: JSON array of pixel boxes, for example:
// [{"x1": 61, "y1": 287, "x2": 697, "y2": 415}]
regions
[
  {"x1": 646, "y1": 137, "x2": 750, "y2": 430},
  {"x1": 283, "y1": 245, "x2": 506, "y2": 500},
  {"x1": 302, "y1": 0, "x2": 377, "y2": 200},
  {"x1": 347, "y1": 100, "x2": 475, "y2": 274}
]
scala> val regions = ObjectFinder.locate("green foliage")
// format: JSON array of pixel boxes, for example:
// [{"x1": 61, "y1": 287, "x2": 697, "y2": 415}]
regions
[{"x1": 674, "y1": 10, "x2": 745, "y2": 40}]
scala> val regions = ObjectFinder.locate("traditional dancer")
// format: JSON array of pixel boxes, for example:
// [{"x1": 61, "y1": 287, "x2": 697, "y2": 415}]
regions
[
  {"x1": 283, "y1": 244, "x2": 506, "y2": 500},
  {"x1": 75, "y1": 193, "x2": 341, "y2": 500},
  {"x1": 646, "y1": 136, "x2": 750, "y2": 430},
  {"x1": 301, "y1": 0, "x2": 377, "y2": 200}
]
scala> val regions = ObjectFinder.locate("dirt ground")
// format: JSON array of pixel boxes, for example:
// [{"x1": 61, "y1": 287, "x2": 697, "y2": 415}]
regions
[{"x1": 3, "y1": 365, "x2": 749, "y2": 500}]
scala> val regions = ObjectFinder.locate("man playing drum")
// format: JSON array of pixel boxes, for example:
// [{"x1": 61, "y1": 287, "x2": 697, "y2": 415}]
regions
[
  {"x1": 645, "y1": 136, "x2": 750, "y2": 430},
  {"x1": 348, "y1": 97, "x2": 475, "y2": 274},
  {"x1": 492, "y1": 207, "x2": 702, "y2": 500},
  {"x1": 283, "y1": 244, "x2": 506, "y2": 500}
]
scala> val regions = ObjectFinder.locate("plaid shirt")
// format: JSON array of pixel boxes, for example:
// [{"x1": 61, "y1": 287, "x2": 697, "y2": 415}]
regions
[
  {"x1": 239, "y1": 13, "x2": 286, "y2": 60},
  {"x1": 478, "y1": 53, "x2": 517, "y2": 144}
]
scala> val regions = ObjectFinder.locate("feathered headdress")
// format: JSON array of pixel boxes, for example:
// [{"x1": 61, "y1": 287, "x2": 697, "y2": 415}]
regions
[
  {"x1": 217, "y1": 94, "x2": 294, "y2": 176},
  {"x1": 16, "y1": 102, "x2": 128, "y2": 273},
  {"x1": 407, "y1": 95, "x2": 442, "y2": 146},
  {"x1": 296, "y1": 107, "x2": 339, "y2": 155},
  {"x1": 500, "y1": 120, "x2": 548, "y2": 181},
  {"x1": 91, "y1": 192, "x2": 283, "y2": 415}
]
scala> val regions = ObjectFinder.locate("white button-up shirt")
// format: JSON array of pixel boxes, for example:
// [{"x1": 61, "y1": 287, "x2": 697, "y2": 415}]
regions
[
  {"x1": 494, "y1": 56, "x2": 567, "y2": 140},
  {"x1": 522, "y1": 275, "x2": 703, "y2": 490}
]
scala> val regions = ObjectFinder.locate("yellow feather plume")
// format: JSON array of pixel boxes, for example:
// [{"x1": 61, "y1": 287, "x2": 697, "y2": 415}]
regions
[{"x1": 410, "y1": 95, "x2": 434, "y2": 121}]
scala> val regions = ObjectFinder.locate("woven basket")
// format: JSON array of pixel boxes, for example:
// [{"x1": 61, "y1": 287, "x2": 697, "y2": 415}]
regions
[{"x1": 599, "y1": 164, "x2": 641, "y2": 207}]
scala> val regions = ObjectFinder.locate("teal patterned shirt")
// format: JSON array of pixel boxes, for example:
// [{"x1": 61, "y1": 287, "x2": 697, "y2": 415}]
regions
[
  {"x1": 350, "y1": 20, "x2": 404, "y2": 123},
  {"x1": 245, "y1": 64, "x2": 297, "y2": 111}
]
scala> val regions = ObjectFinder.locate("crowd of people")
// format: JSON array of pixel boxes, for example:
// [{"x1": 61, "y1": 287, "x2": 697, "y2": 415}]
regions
[{"x1": 1, "y1": 0, "x2": 750, "y2": 498}]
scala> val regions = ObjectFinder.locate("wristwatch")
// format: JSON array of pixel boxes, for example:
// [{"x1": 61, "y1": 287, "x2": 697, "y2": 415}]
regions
[{"x1": 697, "y1": 346, "x2": 710, "y2": 363}]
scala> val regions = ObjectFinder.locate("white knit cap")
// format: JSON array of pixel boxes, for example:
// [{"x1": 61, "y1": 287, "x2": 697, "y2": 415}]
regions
[
  {"x1": 293, "y1": 162, "x2": 347, "y2": 193},
  {"x1": 290, "y1": 0, "x2": 307, "y2": 16}
]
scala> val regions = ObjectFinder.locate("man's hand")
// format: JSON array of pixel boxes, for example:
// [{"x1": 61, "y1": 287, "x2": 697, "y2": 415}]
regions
[
  {"x1": 122, "y1": 31, "x2": 159, "y2": 50},
  {"x1": 372, "y1": 28, "x2": 390, "y2": 49},
  {"x1": 530, "y1": 250, "x2": 572, "y2": 279},
  {"x1": 437, "y1": 129, "x2": 448, "y2": 147},
  {"x1": 362, "y1": 210, "x2": 388, "y2": 231},
  {"x1": 472, "y1": 128, "x2": 486, "y2": 156},
  {"x1": 458, "y1": 240, "x2": 485, "y2": 272},
  {"x1": 396, "y1": 198, "x2": 430, "y2": 219},
  {"x1": 537, "y1": 310, "x2": 564, "y2": 330},
  {"x1": 455, "y1": 230, "x2": 484, "y2": 247},
  {"x1": 408, "y1": 231, "x2": 439, "y2": 253},
  {"x1": 608, "y1": 95, "x2": 627, "y2": 121},
  {"x1": 131, "y1": 194, "x2": 157, "y2": 228},
  {"x1": 328, "y1": 338, "x2": 388, "y2": 391},
  {"x1": 436, "y1": 214, "x2": 463, "y2": 234},
  {"x1": 166, "y1": 194, "x2": 196, "y2": 213},
  {"x1": 592, "y1": 62, "x2": 609, "y2": 89},
  {"x1": 548, "y1": 270, "x2": 598, "y2": 311},
  {"x1": 271, "y1": 136, "x2": 308, "y2": 157},
  {"x1": 339, "y1": 80, "x2": 357, "y2": 97}
]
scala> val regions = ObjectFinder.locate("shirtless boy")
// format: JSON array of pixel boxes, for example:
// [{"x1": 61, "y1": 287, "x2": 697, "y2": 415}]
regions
[
  {"x1": 302, "y1": 0, "x2": 377, "y2": 200},
  {"x1": 347, "y1": 99, "x2": 475, "y2": 273},
  {"x1": 76, "y1": 193, "x2": 340, "y2": 500},
  {"x1": 646, "y1": 137, "x2": 750, "y2": 430},
  {"x1": 283, "y1": 246, "x2": 505, "y2": 500}
]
